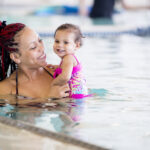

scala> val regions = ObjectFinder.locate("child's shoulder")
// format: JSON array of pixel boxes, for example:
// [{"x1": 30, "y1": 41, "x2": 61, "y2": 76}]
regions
[
  {"x1": 63, "y1": 54, "x2": 75, "y2": 61},
  {"x1": 63, "y1": 54, "x2": 79, "y2": 66}
]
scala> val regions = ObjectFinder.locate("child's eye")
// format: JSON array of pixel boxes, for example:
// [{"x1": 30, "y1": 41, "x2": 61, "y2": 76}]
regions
[
  {"x1": 55, "y1": 40, "x2": 59, "y2": 43},
  {"x1": 64, "y1": 41, "x2": 68, "y2": 44}
]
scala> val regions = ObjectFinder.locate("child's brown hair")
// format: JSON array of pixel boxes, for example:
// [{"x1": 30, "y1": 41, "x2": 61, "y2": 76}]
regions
[{"x1": 54, "y1": 23, "x2": 84, "y2": 46}]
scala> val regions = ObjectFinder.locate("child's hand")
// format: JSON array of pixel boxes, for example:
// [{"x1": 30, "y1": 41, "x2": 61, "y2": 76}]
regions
[
  {"x1": 47, "y1": 64, "x2": 55, "y2": 69},
  {"x1": 47, "y1": 64, "x2": 59, "y2": 70}
]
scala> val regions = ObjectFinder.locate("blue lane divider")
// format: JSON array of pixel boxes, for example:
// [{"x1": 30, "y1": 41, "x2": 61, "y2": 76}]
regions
[
  {"x1": 39, "y1": 26, "x2": 150, "y2": 38},
  {"x1": 33, "y1": 5, "x2": 91, "y2": 16},
  {"x1": 33, "y1": 6, "x2": 78, "y2": 16}
]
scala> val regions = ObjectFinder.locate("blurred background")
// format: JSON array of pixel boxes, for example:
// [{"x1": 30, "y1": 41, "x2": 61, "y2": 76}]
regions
[{"x1": 1, "y1": 0, "x2": 150, "y2": 36}]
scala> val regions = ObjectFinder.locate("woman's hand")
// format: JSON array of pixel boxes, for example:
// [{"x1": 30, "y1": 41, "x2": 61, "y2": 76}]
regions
[{"x1": 49, "y1": 84, "x2": 70, "y2": 98}]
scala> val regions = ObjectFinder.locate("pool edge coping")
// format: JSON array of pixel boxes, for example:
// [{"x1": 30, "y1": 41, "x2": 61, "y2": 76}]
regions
[{"x1": 0, "y1": 116, "x2": 109, "y2": 150}]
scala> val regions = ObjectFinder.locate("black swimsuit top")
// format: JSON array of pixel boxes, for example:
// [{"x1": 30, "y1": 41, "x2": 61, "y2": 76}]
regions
[{"x1": 15, "y1": 67, "x2": 53, "y2": 96}]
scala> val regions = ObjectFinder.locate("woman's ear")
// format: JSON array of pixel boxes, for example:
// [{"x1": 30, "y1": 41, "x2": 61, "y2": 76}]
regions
[{"x1": 10, "y1": 52, "x2": 21, "y2": 64}]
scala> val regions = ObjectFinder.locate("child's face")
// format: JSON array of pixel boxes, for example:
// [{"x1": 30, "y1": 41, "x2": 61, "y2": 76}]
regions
[{"x1": 53, "y1": 30, "x2": 80, "y2": 58}]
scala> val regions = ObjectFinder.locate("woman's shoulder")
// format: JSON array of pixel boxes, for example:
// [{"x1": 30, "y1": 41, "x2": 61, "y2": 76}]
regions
[
  {"x1": 0, "y1": 74, "x2": 15, "y2": 95},
  {"x1": 0, "y1": 78, "x2": 11, "y2": 95}
]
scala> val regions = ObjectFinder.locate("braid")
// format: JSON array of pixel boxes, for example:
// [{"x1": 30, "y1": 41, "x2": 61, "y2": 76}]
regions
[{"x1": 0, "y1": 21, "x2": 25, "y2": 81}]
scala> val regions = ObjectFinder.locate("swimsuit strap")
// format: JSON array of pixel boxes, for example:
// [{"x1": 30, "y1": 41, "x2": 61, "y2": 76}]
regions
[
  {"x1": 16, "y1": 68, "x2": 18, "y2": 96},
  {"x1": 72, "y1": 54, "x2": 79, "y2": 64},
  {"x1": 15, "y1": 68, "x2": 19, "y2": 106},
  {"x1": 43, "y1": 67, "x2": 54, "y2": 78},
  {"x1": 59, "y1": 54, "x2": 79, "y2": 68},
  {"x1": 59, "y1": 60, "x2": 63, "y2": 67}
]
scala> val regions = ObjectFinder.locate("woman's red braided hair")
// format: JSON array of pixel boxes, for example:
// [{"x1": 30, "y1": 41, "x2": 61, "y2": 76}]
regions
[{"x1": 0, "y1": 21, "x2": 25, "y2": 81}]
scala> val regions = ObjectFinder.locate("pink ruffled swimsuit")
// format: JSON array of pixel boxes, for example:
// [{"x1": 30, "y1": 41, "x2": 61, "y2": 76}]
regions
[{"x1": 53, "y1": 55, "x2": 88, "y2": 99}]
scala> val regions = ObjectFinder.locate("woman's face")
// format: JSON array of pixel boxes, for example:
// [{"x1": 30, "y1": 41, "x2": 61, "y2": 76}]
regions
[{"x1": 16, "y1": 27, "x2": 47, "y2": 68}]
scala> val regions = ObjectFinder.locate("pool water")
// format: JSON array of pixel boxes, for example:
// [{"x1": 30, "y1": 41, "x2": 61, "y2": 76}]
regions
[{"x1": 0, "y1": 12, "x2": 150, "y2": 150}]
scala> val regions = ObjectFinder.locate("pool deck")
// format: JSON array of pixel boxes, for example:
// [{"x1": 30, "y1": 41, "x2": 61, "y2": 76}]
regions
[{"x1": 0, "y1": 116, "x2": 108, "y2": 150}]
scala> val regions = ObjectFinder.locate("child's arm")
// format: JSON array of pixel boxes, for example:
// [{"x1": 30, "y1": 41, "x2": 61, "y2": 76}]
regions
[{"x1": 51, "y1": 55, "x2": 74, "y2": 86}]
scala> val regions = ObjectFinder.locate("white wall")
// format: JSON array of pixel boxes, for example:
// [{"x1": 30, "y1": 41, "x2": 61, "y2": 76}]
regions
[
  {"x1": 1, "y1": 0, "x2": 93, "y2": 6},
  {"x1": 124, "y1": 0, "x2": 150, "y2": 7}
]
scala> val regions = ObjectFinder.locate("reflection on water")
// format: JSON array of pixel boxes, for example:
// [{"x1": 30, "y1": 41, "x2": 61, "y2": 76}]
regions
[
  {"x1": 1, "y1": 34, "x2": 150, "y2": 150},
  {"x1": 0, "y1": 95, "x2": 89, "y2": 133}
]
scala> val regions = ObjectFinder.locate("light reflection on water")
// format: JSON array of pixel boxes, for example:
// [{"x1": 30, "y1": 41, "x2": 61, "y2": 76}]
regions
[{"x1": 0, "y1": 34, "x2": 150, "y2": 150}]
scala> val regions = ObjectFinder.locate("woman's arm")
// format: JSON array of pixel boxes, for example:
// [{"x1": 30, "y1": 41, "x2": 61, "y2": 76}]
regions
[
  {"x1": 51, "y1": 55, "x2": 74, "y2": 86},
  {"x1": 0, "y1": 76, "x2": 70, "y2": 98},
  {"x1": 121, "y1": 0, "x2": 150, "y2": 10},
  {"x1": 79, "y1": 0, "x2": 88, "y2": 16}
]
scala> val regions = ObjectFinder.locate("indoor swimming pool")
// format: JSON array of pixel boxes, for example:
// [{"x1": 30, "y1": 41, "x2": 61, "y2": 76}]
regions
[{"x1": 0, "y1": 10, "x2": 150, "y2": 150}]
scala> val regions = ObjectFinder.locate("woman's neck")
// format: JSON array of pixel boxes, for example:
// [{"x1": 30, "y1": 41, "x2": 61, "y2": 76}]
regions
[{"x1": 17, "y1": 66, "x2": 44, "y2": 81}]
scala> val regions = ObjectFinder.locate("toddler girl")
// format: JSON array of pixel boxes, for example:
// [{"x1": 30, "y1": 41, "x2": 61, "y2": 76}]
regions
[{"x1": 51, "y1": 23, "x2": 88, "y2": 98}]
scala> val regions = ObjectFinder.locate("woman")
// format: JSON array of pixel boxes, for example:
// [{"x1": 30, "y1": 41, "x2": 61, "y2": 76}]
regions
[{"x1": 0, "y1": 21, "x2": 69, "y2": 99}]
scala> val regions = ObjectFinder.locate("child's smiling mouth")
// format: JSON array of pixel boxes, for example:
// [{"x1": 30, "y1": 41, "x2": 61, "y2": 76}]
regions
[{"x1": 57, "y1": 49, "x2": 65, "y2": 53}]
